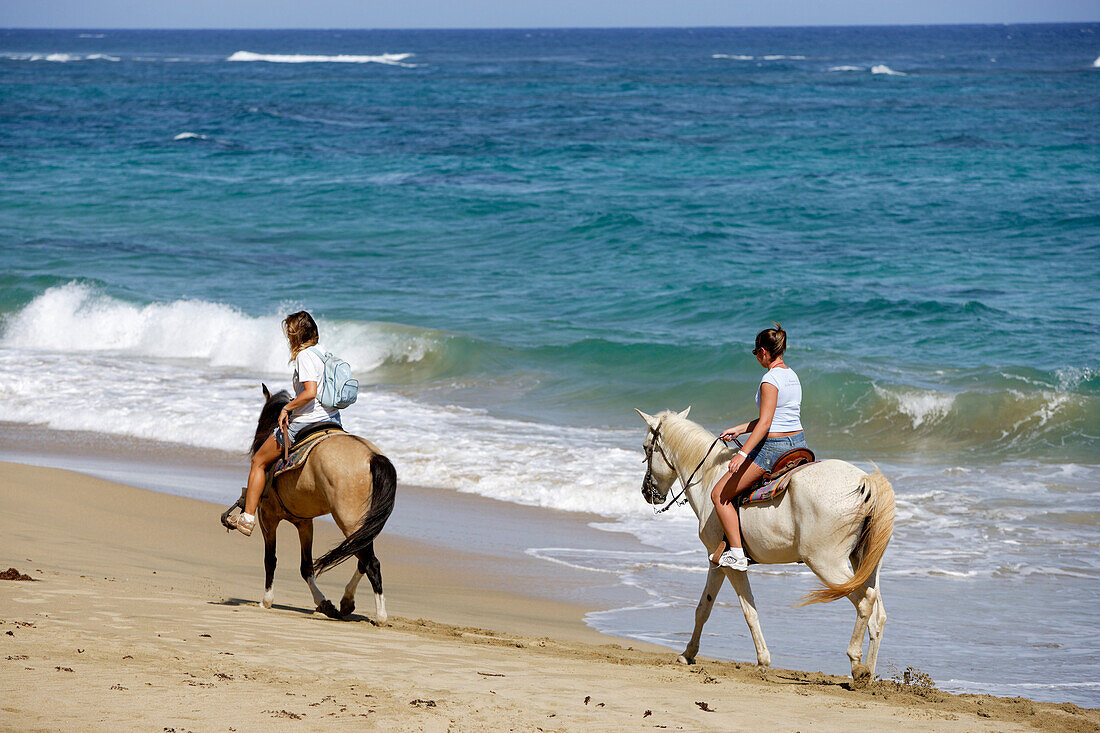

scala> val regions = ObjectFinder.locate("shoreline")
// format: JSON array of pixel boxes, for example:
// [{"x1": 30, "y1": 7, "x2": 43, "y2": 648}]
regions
[{"x1": 2, "y1": 460, "x2": 1096, "y2": 731}]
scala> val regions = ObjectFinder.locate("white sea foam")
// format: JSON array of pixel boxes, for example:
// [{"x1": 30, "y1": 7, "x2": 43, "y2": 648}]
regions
[
  {"x1": 762, "y1": 54, "x2": 806, "y2": 60},
  {"x1": 227, "y1": 51, "x2": 417, "y2": 67},
  {"x1": 173, "y1": 132, "x2": 207, "y2": 141},
  {"x1": 871, "y1": 64, "x2": 907, "y2": 76},
  {"x1": 1093, "y1": 55, "x2": 1100, "y2": 68},
  {"x1": 712, "y1": 54, "x2": 754, "y2": 60},
  {"x1": 78, "y1": 34, "x2": 106, "y2": 39},
  {"x1": 828, "y1": 65, "x2": 864, "y2": 72},
  {"x1": 4, "y1": 53, "x2": 120, "y2": 62},
  {"x1": 0, "y1": 284, "x2": 646, "y2": 516}
]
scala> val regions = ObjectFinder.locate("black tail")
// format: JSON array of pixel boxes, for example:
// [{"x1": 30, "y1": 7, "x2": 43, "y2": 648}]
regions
[{"x1": 313, "y1": 453, "x2": 398, "y2": 576}]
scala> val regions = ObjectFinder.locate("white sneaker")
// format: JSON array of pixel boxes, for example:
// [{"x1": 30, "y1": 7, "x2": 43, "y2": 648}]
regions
[{"x1": 717, "y1": 549, "x2": 749, "y2": 572}]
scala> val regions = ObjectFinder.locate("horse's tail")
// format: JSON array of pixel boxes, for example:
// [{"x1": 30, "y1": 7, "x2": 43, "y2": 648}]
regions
[
  {"x1": 313, "y1": 453, "x2": 398, "y2": 575},
  {"x1": 797, "y1": 468, "x2": 895, "y2": 606}
]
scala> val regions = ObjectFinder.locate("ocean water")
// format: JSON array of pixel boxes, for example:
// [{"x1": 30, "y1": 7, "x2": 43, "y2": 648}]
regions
[{"x1": 1, "y1": 25, "x2": 1098, "y2": 704}]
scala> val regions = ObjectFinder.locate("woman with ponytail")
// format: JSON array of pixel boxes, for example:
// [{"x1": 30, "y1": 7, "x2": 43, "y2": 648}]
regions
[
  {"x1": 227, "y1": 310, "x2": 342, "y2": 537},
  {"x1": 710, "y1": 323, "x2": 806, "y2": 571}
]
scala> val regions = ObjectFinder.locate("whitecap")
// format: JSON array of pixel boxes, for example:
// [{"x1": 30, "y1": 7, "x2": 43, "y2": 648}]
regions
[
  {"x1": 78, "y1": 33, "x2": 106, "y2": 38},
  {"x1": 7, "y1": 53, "x2": 118, "y2": 62},
  {"x1": 828, "y1": 65, "x2": 863, "y2": 72},
  {"x1": 762, "y1": 54, "x2": 806, "y2": 60},
  {"x1": 226, "y1": 50, "x2": 417, "y2": 67},
  {"x1": 871, "y1": 64, "x2": 907, "y2": 76},
  {"x1": 712, "y1": 54, "x2": 754, "y2": 60},
  {"x1": 172, "y1": 132, "x2": 207, "y2": 141},
  {"x1": 1093, "y1": 55, "x2": 1100, "y2": 68},
  {"x1": 872, "y1": 384, "x2": 954, "y2": 428}
]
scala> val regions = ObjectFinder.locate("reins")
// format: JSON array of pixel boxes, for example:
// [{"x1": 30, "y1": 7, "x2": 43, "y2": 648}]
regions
[{"x1": 649, "y1": 426, "x2": 741, "y2": 515}]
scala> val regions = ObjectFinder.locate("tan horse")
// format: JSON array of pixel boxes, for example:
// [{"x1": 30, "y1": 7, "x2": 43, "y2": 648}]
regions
[{"x1": 223, "y1": 385, "x2": 397, "y2": 621}]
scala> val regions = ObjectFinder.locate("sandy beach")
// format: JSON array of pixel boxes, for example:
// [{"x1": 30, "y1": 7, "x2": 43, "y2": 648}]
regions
[{"x1": 2, "y1": 460, "x2": 1096, "y2": 732}]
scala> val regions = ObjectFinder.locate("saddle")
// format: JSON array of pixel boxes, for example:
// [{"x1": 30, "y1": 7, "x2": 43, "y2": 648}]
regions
[
  {"x1": 738, "y1": 447, "x2": 817, "y2": 507},
  {"x1": 272, "y1": 422, "x2": 346, "y2": 479}
]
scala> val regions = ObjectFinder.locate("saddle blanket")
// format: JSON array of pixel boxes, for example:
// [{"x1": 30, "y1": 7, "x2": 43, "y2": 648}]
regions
[
  {"x1": 272, "y1": 425, "x2": 346, "y2": 478},
  {"x1": 741, "y1": 461, "x2": 819, "y2": 506}
]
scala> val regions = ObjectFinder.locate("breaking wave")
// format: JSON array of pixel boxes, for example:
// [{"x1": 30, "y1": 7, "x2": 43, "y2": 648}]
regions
[
  {"x1": 227, "y1": 51, "x2": 417, "y2": 67},
  {"x1": 871, "y1": 64, "x2": 907, "y2": 76}
]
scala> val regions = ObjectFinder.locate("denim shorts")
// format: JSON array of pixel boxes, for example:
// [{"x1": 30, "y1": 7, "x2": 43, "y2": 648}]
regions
[
  {"x1": 745, "y1": 431, "x2": 807, "y2": 472},
  {"x1": 274, "y1": 415, "x2": 342, "y2": 450}
]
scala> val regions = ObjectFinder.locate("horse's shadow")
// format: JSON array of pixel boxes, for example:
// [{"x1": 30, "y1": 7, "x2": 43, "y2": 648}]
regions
[{"x1": 209, "y1": 598, "x2": 379, "y2": 626}]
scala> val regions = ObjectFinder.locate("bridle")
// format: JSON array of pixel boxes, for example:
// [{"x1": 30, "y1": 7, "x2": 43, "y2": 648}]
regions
[{"x1": 643, "y1": 422, "x2": 734, "y2": 515}]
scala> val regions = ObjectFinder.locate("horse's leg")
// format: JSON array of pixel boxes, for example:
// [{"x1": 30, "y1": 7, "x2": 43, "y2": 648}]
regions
[
  {"x1": 297, "y1": 519, "x2": 339, "y2": 619},
  {"x1": 806, "y1": 554, "x2": 875, "y2": 682},
  {"x1": 362, "y1": 542, "x2": 387, "y2": 623},
  {"x1": 864, "y1": 564, "x2": 887, "y2": 676},
  {"x1": 259, "y1": 510, "x2": 279, "y2": 609},
  {"x1": 723, "y1": 568, "x2": 770, "y2": 667},
  {"x1": 339, "y1": 559, "x2": 363, "y2": 618},
  {"x1": 678, "y1": 565, "x2": 725, "y2": 665}
]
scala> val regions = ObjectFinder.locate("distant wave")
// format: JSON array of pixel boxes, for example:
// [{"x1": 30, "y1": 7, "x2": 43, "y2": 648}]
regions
[
  {"x1": 712, "y1": 54, "x2": 806, "y2": 61},
  {"x1": 172, "y1": 132, "x2": 207, "y2": 141},
  {"x1": 871, "y1": 64, "x2": 907, "y2": 76},
  {"x1": 227, "y1": 50, "x2": 417, "y2": 67},
  {"x1": 1093, "y1": 55, "x2": 1100, "y2": 68},
  {"x1": 828, "y1": 65, "x2": 864, "y2": 72},
  {"x1": 77, "y1": 34, "x2": 106, "y2": 39},
  {"x1": 3, "y1": 53, "x2": 120, "y2": 62}
]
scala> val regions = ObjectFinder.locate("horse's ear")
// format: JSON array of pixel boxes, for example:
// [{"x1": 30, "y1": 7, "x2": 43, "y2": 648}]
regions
[
  {"x1": 262, "y1": 383, "x2": 271, "y2": 400},
  {"x1": 677, "y1": 406, "x2": 691, "y2": 419},
  {"x1": 634, "y1": 408, "x2": 659, "y2": 429}
]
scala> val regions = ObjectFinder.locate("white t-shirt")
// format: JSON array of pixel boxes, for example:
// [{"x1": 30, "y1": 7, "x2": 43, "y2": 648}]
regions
[
  {"x1": 755, "y1": 366, "x2": 803, "y2": 432},
  {"x1": 289, "y1": 345, "x2": 340, "y2": 425}
]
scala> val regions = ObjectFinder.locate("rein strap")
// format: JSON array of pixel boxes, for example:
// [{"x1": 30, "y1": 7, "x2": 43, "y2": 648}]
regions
[{"x1": 654, "y1": 434, "x2": 737, "y2": 515}]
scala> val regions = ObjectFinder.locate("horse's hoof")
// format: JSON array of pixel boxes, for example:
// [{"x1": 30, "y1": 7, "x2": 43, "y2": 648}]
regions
[
  {"x1": 851, "y1": 663, "x2": 872, "y2": 685},
  {"x1": 339, "y1": 598, "x2": 355, "y2": 617},
  {"x1": 261, "y1": 596, "x2": 273, "y2": 609},
  {"x1": 757, "y1": 657, "x2": 771, "y2": 668},
  {"x1": 676, "y1": 654, "x2": 695, "y2": 665},
  {"x1": 318, "y1": 600, "x2": 341, "y2": 619}
]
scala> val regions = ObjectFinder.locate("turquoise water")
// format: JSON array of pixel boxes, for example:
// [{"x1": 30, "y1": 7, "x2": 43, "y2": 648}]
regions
[{"x1": 1, "y1": 25, "x2": 1098, "y2": 704}]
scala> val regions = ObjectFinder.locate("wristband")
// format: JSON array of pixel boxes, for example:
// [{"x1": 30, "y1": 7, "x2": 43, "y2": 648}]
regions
[{"x1": 737, "y1": 450, "x2": 748, "y2": 458}]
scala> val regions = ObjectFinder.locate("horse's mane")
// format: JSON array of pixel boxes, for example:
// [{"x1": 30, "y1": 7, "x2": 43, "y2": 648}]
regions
[
  {"x1": 251, "y1": 390, "x2": 291, "y2": 456},
  {"x1": 657, "y1": 411, "x2": 732, "y2": 470}
]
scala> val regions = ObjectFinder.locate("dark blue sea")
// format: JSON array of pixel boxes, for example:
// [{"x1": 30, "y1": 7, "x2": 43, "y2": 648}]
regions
[{"x1": 1, "y1": 25, "x2": 1098, "y2": 704}]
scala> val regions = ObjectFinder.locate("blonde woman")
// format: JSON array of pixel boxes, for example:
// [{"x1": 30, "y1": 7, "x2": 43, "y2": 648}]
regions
[
  {"x1": 228, "y1": 311, "x2": 341, "y2": 536},
  {"x1": 710, "y1": 323, "x2": 805, "y2": 570}
]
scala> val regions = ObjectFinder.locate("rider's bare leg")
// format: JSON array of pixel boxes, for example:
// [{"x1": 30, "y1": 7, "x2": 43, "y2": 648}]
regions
[
  {"x1": 244, "y1": 433, "x2": 281, "y2": 515},
  {"x1": 710, "y1": 460, "x2": 766, "y2": 560}
]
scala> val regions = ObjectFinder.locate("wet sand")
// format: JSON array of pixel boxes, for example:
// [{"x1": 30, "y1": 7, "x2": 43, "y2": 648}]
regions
[{"x1": 2, "y1": 460, "x2": 1097, "y2": 731}]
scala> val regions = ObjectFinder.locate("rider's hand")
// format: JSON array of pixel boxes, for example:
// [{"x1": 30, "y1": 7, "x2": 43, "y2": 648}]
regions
[
  {"x1": 279, "y1": 407, "x2": 291, "y2": 431},
  {"x1": 728, "y1": 454, "x2": 745, "y2": 474},
  {"x1": 720, "y1": 428, "x2": 738, "y2": 442}
]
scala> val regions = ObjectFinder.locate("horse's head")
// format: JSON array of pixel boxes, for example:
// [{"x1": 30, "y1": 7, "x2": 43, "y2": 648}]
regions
[
  {"x1": 635, "y1": 407, "x2": 691, "y2": 505},
  {"x1": 251, "y1": 383, "x2": 291, "y2": 456}
]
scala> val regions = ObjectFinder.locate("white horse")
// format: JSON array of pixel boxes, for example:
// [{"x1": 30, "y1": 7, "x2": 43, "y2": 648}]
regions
[{"x1": 635, "y1": 408, "x2": 895, "y2": 681}]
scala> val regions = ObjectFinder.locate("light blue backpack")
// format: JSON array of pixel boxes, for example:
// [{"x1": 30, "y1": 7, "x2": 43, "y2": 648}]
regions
[{"x1": 314, "y1": 348, "x2": 358, "y2": 410}]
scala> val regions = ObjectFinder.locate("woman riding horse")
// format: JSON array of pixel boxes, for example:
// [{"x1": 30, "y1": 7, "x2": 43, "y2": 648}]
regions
[
  {"x1": 228, "y1": 310, "x2": 342, "y2": 537},
  {"x1": 711, "y1": 323, "x2": 807, "y2": 571}
]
